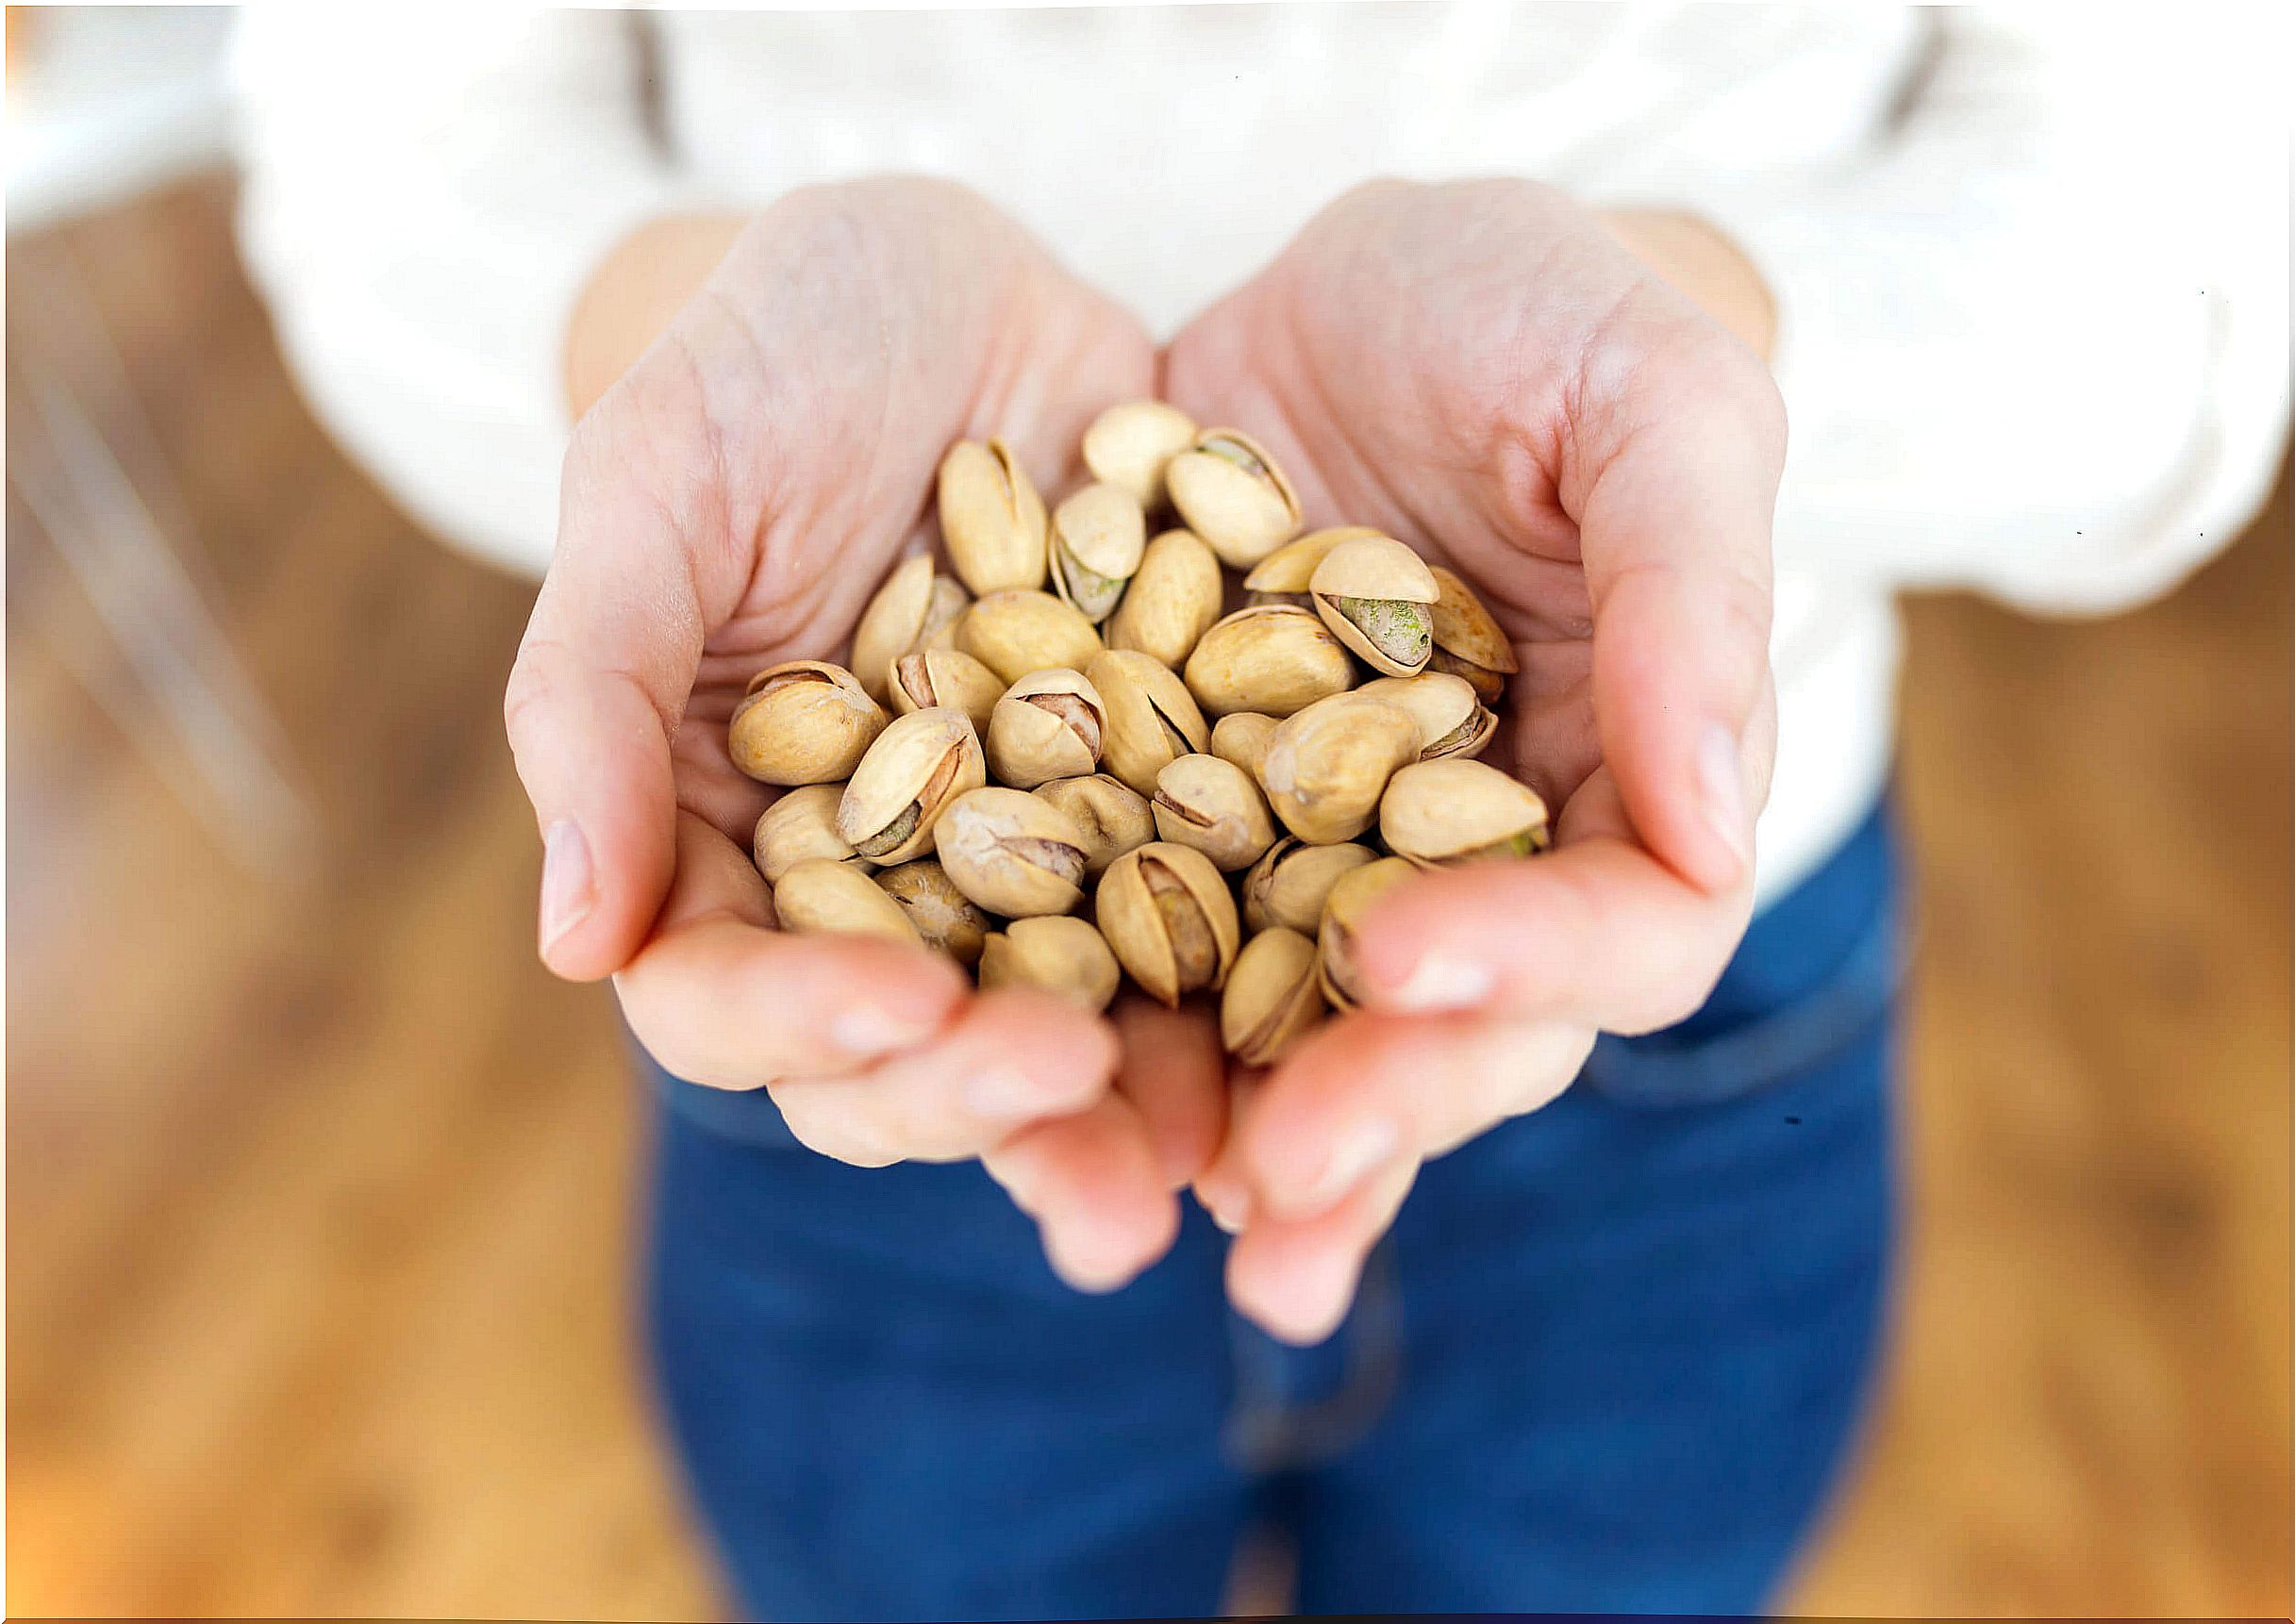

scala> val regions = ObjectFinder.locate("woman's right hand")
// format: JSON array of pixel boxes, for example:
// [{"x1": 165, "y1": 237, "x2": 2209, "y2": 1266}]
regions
[{"x1": 505, "y1": 179, "x2": 1222, "y2": 1290}]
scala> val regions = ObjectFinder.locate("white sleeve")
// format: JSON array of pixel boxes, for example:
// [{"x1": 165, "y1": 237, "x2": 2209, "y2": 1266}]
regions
[
  {"x1": 230, "y1": 8, "x2": 694, "y2": 576},
  {"x1": 1701, "y1": 8, "x2": 2287, "y2": 615}
]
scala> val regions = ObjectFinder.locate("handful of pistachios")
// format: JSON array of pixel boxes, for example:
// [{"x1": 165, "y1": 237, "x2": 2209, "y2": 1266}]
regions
[{"x1": 735, "y1": 404, "x2": 1545, "y2": 1066}]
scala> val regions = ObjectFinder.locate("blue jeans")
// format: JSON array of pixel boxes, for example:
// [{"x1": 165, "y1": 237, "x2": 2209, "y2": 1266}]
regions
[{"x1": 645, "y1": 803, "x2": 1903, "y2": 1621}]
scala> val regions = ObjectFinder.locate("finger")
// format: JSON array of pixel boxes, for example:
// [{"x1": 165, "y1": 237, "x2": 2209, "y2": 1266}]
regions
[
  {"x1": 769, "y1": 987, "x2": 1118, "y2": 1165},
  {"x1": 1225, "y1": 1154, "x2": 1419, "y2": 1346},
  {"x1": 1110, "y1": 996, "x2": 1229, "y2": 1188},
  {"x1": 1192, "y1": 1067, "x2": 1265, "y2": 1235},
  {"x1": 983, "y1": 1092, "x2": 1181, "y2": 1293}
]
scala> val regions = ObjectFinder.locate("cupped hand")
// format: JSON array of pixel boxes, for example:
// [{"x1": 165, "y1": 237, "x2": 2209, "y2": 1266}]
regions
[
  {"x1": 1169, "y1": 180, "x2": 1787, "y2": 1341},
  {"x1": 506, "y1": 179, "x2": 1222, "y2": 1290}
]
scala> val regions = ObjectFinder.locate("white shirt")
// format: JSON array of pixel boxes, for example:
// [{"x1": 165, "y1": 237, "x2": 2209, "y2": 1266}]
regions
[{"x1": 230, "y1": 4, "x2": 2288, "y2": 906}]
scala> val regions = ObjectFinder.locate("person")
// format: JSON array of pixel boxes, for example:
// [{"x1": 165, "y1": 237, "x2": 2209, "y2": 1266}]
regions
[{"x1": 230, "y1": 7, "x2": 2287, "y2": 1617}]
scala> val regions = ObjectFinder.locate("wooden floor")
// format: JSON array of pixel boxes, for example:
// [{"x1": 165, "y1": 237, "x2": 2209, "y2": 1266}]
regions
[{"x1": 7, "y1": 180, "x2": 2287, "y2": 1620}]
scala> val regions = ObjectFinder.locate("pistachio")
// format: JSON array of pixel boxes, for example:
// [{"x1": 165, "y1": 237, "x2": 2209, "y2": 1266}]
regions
[
  {"x1": 1152, "y1": 754, "x2": 1278, "y2": 871},
  {"x1": 938, "y1": 437, "x2": 1048, "y2": 594},
  {"x1": 1031, "y1": 774, "x2": 1155, "y2": 877},
  {"x1": 1165, "y1": 428, "x2": 1303, "y2": 568},
  {"x1": 1095, "y1": 842, "x2": 1240, "y2": 1006},
  {"x1": 931, "y1": 786, "x2": 1089, "y2": 917},
  {"x1": 1208, "y1": 711, "x2": 1280, "y2": 782},
  {"x1": 956, "y1": 588, "x2": 1106, "y2": 687},
  {"x1": 986, "y1": 667, "x2": 1106, "y2": 788},
  {"x1": 873, "y1": 858, "x2": 992, "y2": 966},
  {"x1": 1258, "y1": 690, "x2": 1421, "y2": 844},
  {"x1": 1317, "y1": 855, "x2": 1418, "y2": 1011},
  {"x1": 1378, "y1": 758, "x2": 1551, "y2": 866},
  {"x1": 1426, "y1": 565, "x2": 1520, "y2": 704},
  {"x1": 1182, "y1": 605, "x2": 1356, "y2": 718},
  {"x1": 1047, "y1": 482, "x2": 1148, "y2": 622},
  {"x1": 1081, "y1": 400, "x2": 1198, "y2": 509},
  {"x1": 887, "y1": 645, "x2": 1005, "y2": 735},
  {"x1": 1105, "y1": 528, "x2": 1223, "y2": 669},
  {"x1": 1309, "y1": 534, "x2": 1439, "y2": 677},
  {"x1": 851, "y1": 555, "x2": 969, "y2": 703},
  {"x1": 836, "y1": 706, "x2": 987, "y2": 865},
  {"x1": 978, "y1": 915, "x2": 1122, "y2": 1012},
  {"x1": 727, "y1": 661, "x2": 889, "y2": 787},
  {"x1": 1241, "y1": 837, "x2": 1377, "y2": 935},
  {"x1": 1354, "y1": 671, "x2": 1496, "y2": 761},
  {"x1": 773, "y1": 857, "x2": 924, "y2": 948},
  {"x1": 753, "y1": 783, "x2": 871, "y2": 884},
  {"x1": 1220, "y1": 927, "x2": 1327, "y2": 1066},
  {"x1": 1085, "y1": 649, "x2": 1211, "y2": 795},
  {"x1": 1241, "y1": 526, "x2": 1385, "y2": 599}
]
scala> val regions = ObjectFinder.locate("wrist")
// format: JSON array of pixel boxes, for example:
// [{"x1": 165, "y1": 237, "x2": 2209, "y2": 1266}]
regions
[
  {"x1": 1597, "y1": 208, "x2": 1778, "y2": 362},
  {"x1": 564, "y1": 212, "x2": 748, "y2": 419}
]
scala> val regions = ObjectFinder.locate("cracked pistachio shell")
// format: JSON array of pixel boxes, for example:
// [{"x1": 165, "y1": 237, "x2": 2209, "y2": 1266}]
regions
[
  {"x1": 1258, "y1": 691, "x2": 1421, "y2": 845},
  {"x1": 852, "y1": 555, "x2": 969, "y2": 704},
  {"x1": 931, "y1": 786, "x2": 1089, "y2": 918},
  {"x1": 1182, "y1": 605, "x2": 1356, "y2": 719},
  {"x1": 728, "y1": 661, "x2": 889, "y2": 787},
  {"x1": 1085, "y1": 649, "x2": 1211, "y2": 795},
  {"x1": 873, "y1": 858, "x2": 992, "y2": 966},
  {"x1": 1221, "y1": 927, "x2": 1327, "y2": 1067},
  {"x1": 1241, "y1": 837, "x2": 1377, "y2": 935},
  {"x1": 1105, "y1": 528, "x2": 1223, "y2": 668},
  {"x1": 1378, "y1": 758, "x2": 1551, "y2": 867},
  {"x1": 1031, "y1": 774, "x2": 1155, "y2": 877},
  {"x1": 1310, "y1": 536, "x2": 1439, "y2": 678},
  {"x1": 1081, "y1": 400, "x2": 1198, "y2": 509},
  {"x1": 978, "y1": 915, "x2": 1122, "y2": 1013},
  {"x1": 773, "y1": 858, "x2": 924, "y2": 948},
  {"x1": 1426, "y1": 565, "x2": 1520, "y2": 704},
  {"x1": 938, "y1": 438, "x2": 1048, "y2": 594},
  {"x1": 1165, "y1": 428, "x2": 1303, "y2": 568},
  {"x1": 1048, "y1": 482, "x2": 1148, "y2": 621},
  {"x1": 1354, "y1": 671, "x2": 1496, "y2": 761},
  {"x1": 986, "y1": 667, "x2": 1106, "y2": 788},
  {"x1": 1152, "y1": 753, "x2": 1278, "y2": 872},
  {"x1": 1242, "y1": 526, "x2": 1386, "y2": 597},
  {"x1": 956, "y1": 589, "x2": 1106, "y2": 687},
  {"x1": 1209, "y1": 712, "x2": 1280, "y2": 783},
  {"x1": 888, "y1": 645, "x2": 1004, "y2": 734},
  {"x1": 753, "y1": 784, "x2": 870, "y2": 884},
  {"x1": 1095, "y1": 842, "x2": 1240, "y2": 1006},
  {"x1": 1317, "y1": 855, "x2": 1418, "y2": 1011},
  {"x1": 835, "y1": 706, "x2": 987, "y2": 865}
]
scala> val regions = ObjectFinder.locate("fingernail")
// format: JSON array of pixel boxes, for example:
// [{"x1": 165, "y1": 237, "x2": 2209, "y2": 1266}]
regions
[
  {"x1": 1385, "y1": 951, "x2": 1493, "y2": 1013},
  {"x1": 963, "y1": 1065, "x2": 1062, "y2": 1119},
  {"x1": 539, "y1": 820, "x2": 594, "y2": 958},
  {"x1": 1298, "y1": 1117, "x2": 1398, "y2": 1212},
  {"x1": 1198, "y1": 1183, "x2": 1252, "y2": 1235},
  {"x1": 830, "y1": 1006, "x2": 937, "y2": 1060},
  {"x1": 1698, "y1": 722, "x2": 1749, "y2": 869}
]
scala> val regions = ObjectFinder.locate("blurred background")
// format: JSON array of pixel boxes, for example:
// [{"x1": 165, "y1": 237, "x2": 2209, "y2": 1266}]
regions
[{"x1": 7, "y1": 7, "x2": 2288, "y2": 1619}]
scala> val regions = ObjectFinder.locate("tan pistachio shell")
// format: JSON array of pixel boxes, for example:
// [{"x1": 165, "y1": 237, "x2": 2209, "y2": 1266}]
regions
[
  {"x1": 1317, "y1": 855, "x2": 1418, "y2": 1010},
  {"x1": 1031, "y1": 774, "x2": 1156, "y2": 877},
  {"x1": 1257, "y1": 690, "x2": 1421, "y2": 845},
  {"x1": 1309, "y1": 535, "x2": 1439, "y2": 678},
  {"x1": 835, "y1": 706, "x2": 987, "y2": 865},
  {"x1": 1208, "y1": 712, "x2": 1280, "y2": 782},
  {"x1": 753, "y1": 784, "x2": 870, "y2": 884},
  {"x1": 1182, "y1": 605, "x2": 1356, "y2": 719},
  {"x1": 873, "y1": 858, "x2": 992, "y2": 966},
  {"x1": 1081, "y1": 400, "x2": 1198, "y2": 509},
  {"x1": 1242, "y1": 526, "x2": 1387, "y2": 596},
  {"x1": 1241, "y1": 837, "x2": 1377, "y2": 935},
  {"x1": 985, "y1": 667, "x2": 1106, "y2": 788},
  {"x1": 1084, "y1": 648, "x2": 1211, "y2": 795},
  {"x1": 1354, "y1": 671, "x2": 1496, "y2": 760},
  {"x1": 1048, "y1": 482, "x2": 1149, "y2": 622},
  {"x1": 727, "y1": 661, "x2": 889, "y2": 787},
  {"x1": 938, "y1": 438, "x2": 1048, "y2": 594},
  {"x1": 1165, "y1": 428, "x2": 1303, "y2": 568},
  {"x1": 851, "y1": 555, "x2": 969, "y2": 703},
  {"x1": 1427, "y1": 565, "x2": 1520, "y2": 703},
  {"x1": 887, "y1": 645, "x2": 1005, "y2": 734},
  {"x1": 1378, "y1": 758, "x2": 1551, "y2": 866},
  {"x1": 930, "y1": 786, "x2": 1089, "y2": 918},
  {"x1": 978, "y1": 915, "x2": 1121, "y2": 1013},
  {"x1": 1095, "y1": 841, "x2": 1241, "y2": 1006},
  {"x1": 956, "y1": 589, "x2": 1106, "y2": 687},
  {"x1": 773, "y1": 858, "x2": 924, "y2": 948},
  {"x1": 1221, "y1": 927, "x2": 1327, "y2": 1067},
  {"x1": 1105, "y1": 528, "x2": 1223, "y2": 669},
  {"x1": 1152, "y1": 753, "x2": 1278, "y2": 872}
]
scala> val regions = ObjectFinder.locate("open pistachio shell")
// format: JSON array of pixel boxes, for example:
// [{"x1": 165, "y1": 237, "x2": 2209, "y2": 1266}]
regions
[
  {"x1": 1209, "y1": 711, "x2": 1280, "y2": 783},
  {"x1": 986, "y1": 667, "x2": 1106, "y2": 787},
  {"x1": 873, "y1": 858, "x2": 992, "y2": 966},
  {"x1": 931, "y1": 786, "x2": 1089, "y2": 918},
  {"x1": 1165, "y1": 428, "x2": 1303, "y2": 568},
  {"x1": 1047, "y1": 482, "x2": 1148, "y2": 621},
  {"x1": 1031, "y1": 774, "x2": 1156, "y2": 878},
  {"x1": 851, "y1": 555, "x2": 969, "y2": 704},
  {"x1": 753, "y1": 783, "x2": 871, "y2": 884},
  {"x1": 728, "y1": 661, "x2": 889, "y2": 787},
  {"x1": 956, "y1": 589, "x2": 1106, "y2": 687},
  {"x1": 1258, "y1": 690, "x2": 1421, "y2": 845},
  {"x1": 1354, "y1": 671, "x2": 1496, "y2": 761},
  {"x1": 1309, "y1": 535, "x2": 1439, "y2": 678},
  {"x1": 773, "y1": 857, "x2": 924, "y2": 948},
  {"x1": 1084, "y1": 649, "x2": 1211, "y2": 795},
  {"x1": 938, "y1": 438, "x2": 1048, "y2": 594},
  {"x1": 835, "y1": 706, "x2": 987, "y2": 865},
  {"x1": 1426, "y1": 565, "x2": 1520, "y2": 704},
  {"x1": 1182, "y1": 605, "x2": 1356, "y2": 719},
  {"x1": 1095, "y1": 841, "x2": 1240, "y2": 1006},
  {"x1": 1378, "y1": 758, "x2": 1551, "y2": 866},
  {"x1": 887, "y1": 645, "x2": 1005, "y2": 735},
  {"x1": 1152, "y1": 753, "x2": 1278, "y2": 872},
  {"x1": 1242, "y1": 527, "x2": 1386, "y2": 597},
  {"x1": 1105, "y1": 528, "x2": 1223, "y2": 669},
  {"x1": 1317, "y1": 855, "x2": 1418, "y2": 1010},
  {"x1": 1081, "y1": 400, "x2": 1198, "y2": 509},
  {"x1": 978, "y1": 915, "x2": 1121, "y2": 1012},
  {"x1": 1241, "y1": 837, "x2": 1377, "y2": 935},
  {"x1": 1221, "y1": 927, "x2": 1327, "y2": 1067}
]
